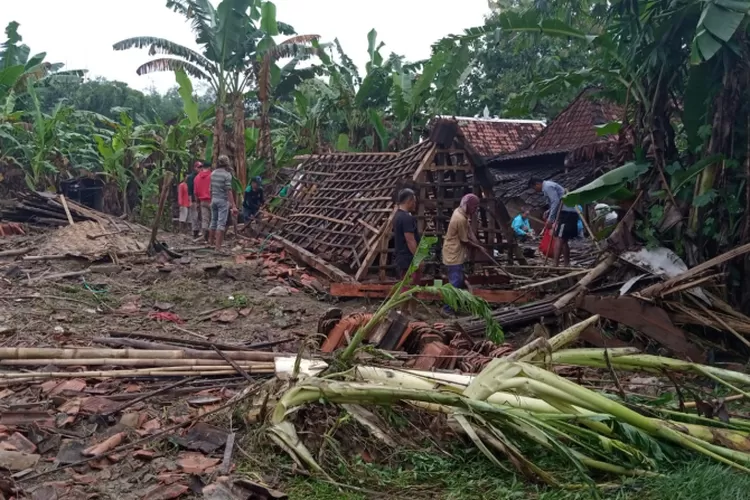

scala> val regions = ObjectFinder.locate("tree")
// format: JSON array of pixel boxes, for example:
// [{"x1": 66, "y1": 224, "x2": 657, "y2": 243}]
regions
[{"x1": 113, "y1": 0, "x2": 320, "y2": 188}]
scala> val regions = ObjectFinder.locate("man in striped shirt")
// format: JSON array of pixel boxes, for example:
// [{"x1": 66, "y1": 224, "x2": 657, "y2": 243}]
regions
[{"x1": 209, "y1": 155, "x2": 238, "y2": 250}]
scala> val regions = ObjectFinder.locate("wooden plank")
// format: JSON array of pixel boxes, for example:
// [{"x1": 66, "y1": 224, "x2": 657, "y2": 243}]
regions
[
  {"x1": 580, "y1": 295, "x2": 705, "y2": 362},
  {"x1": 358, "y1": 219, "x2": 379, "y2": 234},
  {"x1": 59, "y1": 195, "x2": 75, "y2": 225},
  {"x1": 272, "y1": 234, "x2": 354, "y2": 283},
  {"x1": 329, "y1": 282, "x2": 535, "y2": 304},
  {"x1": 288, "y1": 213, "x2": 353, "y2": 226}
]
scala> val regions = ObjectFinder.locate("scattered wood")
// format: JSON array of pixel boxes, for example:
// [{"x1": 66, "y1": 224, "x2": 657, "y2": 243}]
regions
[
  {"x1": 272, "y1": 234, "x2": 354, "y2": 283},
  {"x1": 110, "y1": 331, "x2": 254, "y2": 352},
  {"x1": 220, "y1": 432, "x2": 236, "y2": 475},
  {"x1": 329, "y1": 282, "x2": 536, "y2": 304},
  {"x1": 212, "y1": 346, "x2": 255, "y2": 383},
  {"x1": 27, "y1": 269, "x2": 89, "y2": 284},
  {"x1": 0, "y1": 247, "x2": 31, "y2": 257}
]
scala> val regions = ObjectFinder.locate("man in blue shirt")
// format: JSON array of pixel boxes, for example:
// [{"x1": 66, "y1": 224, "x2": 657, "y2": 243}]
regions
[
  {"x1": 529, "y1": 177, "x2": 579, "y2": 267},
  {"x1": 512, "y1": 208, "x2": 533, "y2": 242}
]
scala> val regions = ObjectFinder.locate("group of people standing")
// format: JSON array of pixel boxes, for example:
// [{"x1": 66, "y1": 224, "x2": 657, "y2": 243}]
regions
[{"x1": 176, "y1": 155, "x2": 264, "y2": 250}]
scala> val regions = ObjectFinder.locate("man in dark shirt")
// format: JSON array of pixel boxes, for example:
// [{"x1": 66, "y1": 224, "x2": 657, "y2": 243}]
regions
[
  {"x1": 393, "y1": 188, "x2": 420, "y2": 279},
  {"x1": 243, "y1": 176, "x2": 264, "y2": 223}
]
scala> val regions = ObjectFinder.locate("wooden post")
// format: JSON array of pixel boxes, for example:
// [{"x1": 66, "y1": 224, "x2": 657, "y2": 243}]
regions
[
  {"x1": 59, "y1": 195, "x2": 75, "y2": 226},
  {"x1": 148, "y1": 172, "x2": 175, "y2": 253}
]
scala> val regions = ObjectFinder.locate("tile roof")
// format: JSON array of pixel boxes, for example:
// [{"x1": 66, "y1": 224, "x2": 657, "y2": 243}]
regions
[
  {"x1": 433, "y1": 116, "x2": 545, "y2": 158},
  {"x1": 490, "y1": 88, "x2": 624, "y2": 162}
]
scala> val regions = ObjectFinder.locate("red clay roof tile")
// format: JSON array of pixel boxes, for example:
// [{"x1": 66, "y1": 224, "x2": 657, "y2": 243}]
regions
[{"x1": 439, "y1": 117, "x2": 545, "y2": 158}]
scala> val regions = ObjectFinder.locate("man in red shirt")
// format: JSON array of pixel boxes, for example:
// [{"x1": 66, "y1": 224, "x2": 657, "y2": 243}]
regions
[
  {"x1": 177, "y1": 179, "x2": 190, "y2": 233},
  {"x1": 192, "y1": 162, "x2": 213, "y2": 241}
]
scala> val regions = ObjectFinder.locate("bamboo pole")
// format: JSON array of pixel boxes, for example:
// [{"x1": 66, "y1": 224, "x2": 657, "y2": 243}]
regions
[
  {"x1": 553, "y1": 254, "x2": 617, "y2": 310},
  {"x1": 0, "y1": 347, "x2": 280, "y2": 361},
  {"x1": 0, "y1": 367, "x2": 274, "y2": 379},
  {"x1": 0, "y1": 358, "x2": 275, "y2": 367}
]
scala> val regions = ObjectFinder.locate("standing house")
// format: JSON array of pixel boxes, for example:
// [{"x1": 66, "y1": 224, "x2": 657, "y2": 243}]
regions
[
  {"x1": 487, "y1": 89, "x2": 627, "y2": 222},
  {"x1": 258, "y1": 120, "x2": 532, "y2": 283}
]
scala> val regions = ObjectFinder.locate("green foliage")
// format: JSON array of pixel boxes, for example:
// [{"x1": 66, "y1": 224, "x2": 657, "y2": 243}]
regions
[
  {"x1": 563, "y1": 162, "x2": 650, "y2": 206},
  {"x1": 174, "y1": 68, "x2": 199, "y2": 125}
]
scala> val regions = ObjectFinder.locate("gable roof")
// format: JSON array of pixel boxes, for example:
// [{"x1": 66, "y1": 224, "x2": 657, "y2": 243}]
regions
[
  {"x1": 489, "y1": 88, "x2": 624, "y2": 162},
  {"x1": 432, "y1": 116, "x2": 545, "y2": 158}
]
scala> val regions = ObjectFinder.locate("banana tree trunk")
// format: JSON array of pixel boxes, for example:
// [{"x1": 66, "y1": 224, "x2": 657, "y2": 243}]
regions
[
  {"x1": 258, "y1": 101, "x2": 275, "y2": 172},
  {"x1": 690, "y1": 67, "x2": 737, "y2": 232},
  {"x1": 232, "y1": 93, "x2": 246, "y2": 189},
  {"x1": 213, "y1": 104, "x2": 227, "y2": 166}
]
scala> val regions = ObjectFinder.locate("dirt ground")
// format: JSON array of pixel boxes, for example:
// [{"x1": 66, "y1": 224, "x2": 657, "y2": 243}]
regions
[{"x1": 0, "y1": 228, "x2": 374, "y2": 499}]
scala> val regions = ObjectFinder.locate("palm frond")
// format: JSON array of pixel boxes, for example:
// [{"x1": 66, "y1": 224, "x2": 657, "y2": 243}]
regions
[
  {"x1": 113, "y1": 37, "x2": 213, "y2": 71},
  {"x1": 134, "y1": 58, "x2": 210, "y2": 81}
]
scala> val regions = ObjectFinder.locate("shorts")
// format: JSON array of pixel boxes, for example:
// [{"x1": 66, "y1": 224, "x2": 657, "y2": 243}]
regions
[
  {"x1": 555, "y1": 211, "x2": 579, "y2": 241},
  {"x1": 210, "y1": 199, "x2": 229, "y2": 231},
  {"x1": 178, "y1": 206, "x2": 189, "y2": 222}
]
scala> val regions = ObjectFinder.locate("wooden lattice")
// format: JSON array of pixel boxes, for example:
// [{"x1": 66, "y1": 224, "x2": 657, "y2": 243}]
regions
[{"x1": 259, "y1": 122, "x2": 521, "y2": 281}]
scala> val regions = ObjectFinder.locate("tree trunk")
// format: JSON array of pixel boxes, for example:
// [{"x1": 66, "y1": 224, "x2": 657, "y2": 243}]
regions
[
  {"x1": 258, "y1": 102, "x2": 275, "y2": 173},
  {"x1": 232, "y1": 93, "x2": 247, "y2": 189},
  {"x1": 213, "y1": 104, "x2": 227, "y2": 166}
]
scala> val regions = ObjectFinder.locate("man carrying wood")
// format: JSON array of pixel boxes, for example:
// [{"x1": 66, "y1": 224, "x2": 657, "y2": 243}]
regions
[
  {"x1": 442, "y1": 193, "x2": 484, "y2": 313},
  {"x1": 529, "y1": 177, "x2": 579, "y2": 267}
]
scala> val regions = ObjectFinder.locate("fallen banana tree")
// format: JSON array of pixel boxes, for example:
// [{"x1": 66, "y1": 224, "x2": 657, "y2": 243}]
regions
[{"x1": 270, "y1": 317, "x2": 750, "y2": 492}]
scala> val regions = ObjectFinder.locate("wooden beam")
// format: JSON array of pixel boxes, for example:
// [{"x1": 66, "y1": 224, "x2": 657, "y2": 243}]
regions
[
  {"x1": 271, "y1": 234, "x2": 354, "y2": 283},
  {"x1": 354, "y1": 144, "x2": 438, "y2": 282},
  {"x1": 329, "y1": 282, "x2": 536, "y2": 304},
  {"x1": 59, "y1": 195, "x2": 75, "y2": 225}
]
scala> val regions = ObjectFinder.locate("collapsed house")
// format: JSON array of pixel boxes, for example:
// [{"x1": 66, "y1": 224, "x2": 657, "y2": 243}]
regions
[
  {"x1": 487, "y1": 88, "x2": 627, "y2": 224},
  {"x1": 258, "y1": 120, "x2": 534, "y2": 284}
]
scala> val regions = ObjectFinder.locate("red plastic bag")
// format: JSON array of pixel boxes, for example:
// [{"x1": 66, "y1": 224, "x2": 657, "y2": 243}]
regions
[{"x1": 538, "y1": 228, "x2": 555, "y2": 258}]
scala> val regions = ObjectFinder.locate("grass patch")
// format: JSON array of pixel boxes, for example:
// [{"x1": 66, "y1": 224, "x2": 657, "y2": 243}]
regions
[{"x1": 280, "y1": 448, "x2": 750, "y2": 500}]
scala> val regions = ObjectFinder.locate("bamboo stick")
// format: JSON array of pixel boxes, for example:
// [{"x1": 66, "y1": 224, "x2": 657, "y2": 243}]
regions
[
  {"x1": 553, "y1": 254, "x2": 617, "y2": 310},
  {"x1": 0, "y1": 248, "x2": 32, "y2": 257},
  {"x1": 0, "y1": 347, "x2": 281, "y2": 362},
  {"x1": 518, "y1": 269, "x2": 589, "y2": 290},
  {"x1": 0, "y1": 358, "x2": 274, "y2": 367},
  {"x1": 0, "y1": 367, "x2": 274, "y2": 379},
  {"x1": 109, "y1": 331, "x2": 249, "y2": 351}
]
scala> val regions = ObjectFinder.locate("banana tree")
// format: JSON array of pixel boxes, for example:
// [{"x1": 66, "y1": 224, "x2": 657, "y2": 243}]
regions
[
  {"x1": 113, "y1": 0, "x2": 319, "y2": 189},
  {"x1": 95, "y1": 109, "x2": 154, "y2": 215}
]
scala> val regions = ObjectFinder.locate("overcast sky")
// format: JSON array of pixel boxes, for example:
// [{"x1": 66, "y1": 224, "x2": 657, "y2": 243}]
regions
[{"x1": 4, "y1": 0, "x2": 490, "y2": 93}]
